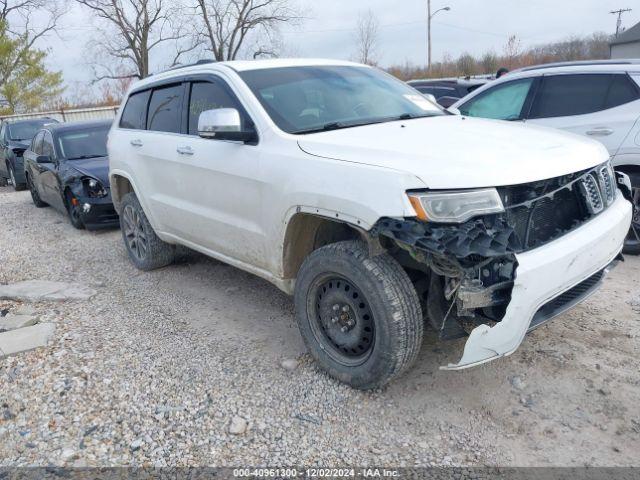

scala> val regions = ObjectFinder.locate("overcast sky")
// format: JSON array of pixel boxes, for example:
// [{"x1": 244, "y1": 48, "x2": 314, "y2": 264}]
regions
[{"x1": 45, "y1": 0, "x2": 639, "y2": 96}]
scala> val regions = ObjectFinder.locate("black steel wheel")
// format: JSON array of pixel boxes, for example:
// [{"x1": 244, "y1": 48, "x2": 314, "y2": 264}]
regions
[
  {"x1": 119, "y1": 192, "x2": 175, "y2": 271},
  {"x1": 623, "y1": 173, "x2": 640, "y2": 255},
  {"x1": 309, "y1": 275, "x2": 376, "y2": 367},
  {"x1": 294, "y1": 240, "x2": 423, "y2": 390}
]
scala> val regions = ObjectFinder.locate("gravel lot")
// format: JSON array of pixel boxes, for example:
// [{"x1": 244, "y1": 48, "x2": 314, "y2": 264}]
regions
[{"x1": 1, "y1": 185, "x2": 639, "y2": 468}]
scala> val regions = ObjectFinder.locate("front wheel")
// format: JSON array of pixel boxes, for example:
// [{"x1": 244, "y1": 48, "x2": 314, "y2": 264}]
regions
[
  {"x1": 623, "y1": 173, "x2": 640, "y2": 255},
  {"x1": 120, "y1": 192, "x2": 176, "y2": 271},
  {"x1": 294, "y1": 241, "x2": 424, "y2": 390},
  {"x1": 27, "y1": 174, "x2": 47, "y2": 208},
  {"x1": 66, "y1": 191, "x2": 85, "y2": 230}
]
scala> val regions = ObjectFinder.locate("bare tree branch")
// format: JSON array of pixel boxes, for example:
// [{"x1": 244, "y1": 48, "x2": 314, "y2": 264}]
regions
[
  {"x1": 193, "y1": 0, "x2": 300, "y2": 61},
  {"x1": 75, "y1": 0, "x2": 197, "y2": 81},
  {"x1": 353, "y1": 9, "x2": 379, "y2": 66}
]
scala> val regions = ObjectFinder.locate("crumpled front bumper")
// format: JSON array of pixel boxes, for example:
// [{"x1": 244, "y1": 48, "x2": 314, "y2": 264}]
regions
[{"x1": 443, "y1": 194, "x2": 633, "y2": 370}]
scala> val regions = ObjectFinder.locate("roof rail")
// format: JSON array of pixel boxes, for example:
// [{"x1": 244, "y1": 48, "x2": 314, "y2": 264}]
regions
[
  {"x1": 147, "y1": 59, "x2": 216, "y2": 77},
  {"x1": 517, "y1": 59, "x2": 640, "y2": 72}
]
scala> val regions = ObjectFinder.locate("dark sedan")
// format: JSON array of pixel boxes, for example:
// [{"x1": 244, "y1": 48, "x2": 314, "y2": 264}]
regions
[
  {"x1": 23, "y1": 120, "x2": 119, "y2": 230},
  {"x1": 0, "y1": 117, "x2": 59, "y2": 190}
]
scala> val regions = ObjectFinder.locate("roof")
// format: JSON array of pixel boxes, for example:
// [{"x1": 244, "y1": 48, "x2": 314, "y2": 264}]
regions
[
  {"x1": 45, "y1": 119, "x2": 113, "y2": 133},
  {"x1": 133, "y1": 58, "x2": 371, "y2": 92},
  {"x1": 3, "y1": 117, "x2": 58, "y2": 125},
  {"x1": 611, "y1": 21, "x2": 640, "y2": 46},
  {"x1": 516, "y1": 59, "x2": 640, "y2": 73}
]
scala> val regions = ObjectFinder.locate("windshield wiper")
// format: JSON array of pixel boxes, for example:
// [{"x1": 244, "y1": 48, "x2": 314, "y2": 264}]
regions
[
  {"x1": 68, "y1": 154, "x2": 105, "y2": 160},
  {"x1": 295, "y1": 113, "x2": 438, "y2": 134}
]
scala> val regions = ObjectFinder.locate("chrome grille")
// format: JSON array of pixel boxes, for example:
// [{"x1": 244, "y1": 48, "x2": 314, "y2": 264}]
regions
[
  {"x1": 598, "y1": 165, "x2": 615, "y2": 205},
  {"x1": 580, "y1": 173, "x2": 604, "y2": 214}
]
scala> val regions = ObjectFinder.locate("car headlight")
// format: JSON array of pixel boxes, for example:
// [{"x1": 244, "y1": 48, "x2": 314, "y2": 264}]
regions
[
  {"x1": 82, "y1": 177, "x2": 108, "y2": 198},
  {"x1": 407, "y1": 188, "x2": 505, "y2": 223}
]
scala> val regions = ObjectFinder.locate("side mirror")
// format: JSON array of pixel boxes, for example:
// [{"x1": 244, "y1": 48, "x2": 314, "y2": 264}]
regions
[
  {"x1": 198, "y1": 108, "x2": 256, "y2": 143},
  {"x1": 36, "y1": 155, "x2": 52, "y2": 164}
]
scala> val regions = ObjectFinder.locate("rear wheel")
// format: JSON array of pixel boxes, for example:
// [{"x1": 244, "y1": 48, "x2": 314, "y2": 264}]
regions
[
  {"x1": 65, "y1": 191, "x2": 85, "y2": 230},
  {"x1": 623, "y1": 173, "x2": 640, "y2": 255},
  {"x1": 8, "y1": 163, "x2": 26, "y2": 191},
  {"x1": 120, "y1": 192, "x2": 176, "y2": 271},
  {"x1": 27, "y1": 173, "x2": 47, "y2": 208},
  {"x1": 294, "y1": 240, "x2": 423, "y2": 390}
]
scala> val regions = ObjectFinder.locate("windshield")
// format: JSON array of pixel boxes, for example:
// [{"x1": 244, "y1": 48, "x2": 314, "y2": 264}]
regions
[
  {"x1": 8, "y1": 120, "x2": 56, "y2": 141},
  {"x1": 239, "y1": 66, "x2": 444, "y2": 134},
  {"x1": 57, "y1": 126, "x2": 109, "y2": 160}
]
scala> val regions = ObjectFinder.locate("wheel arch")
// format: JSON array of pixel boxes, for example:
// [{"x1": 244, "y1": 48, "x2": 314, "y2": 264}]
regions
[
  {"x1": 281, "y1": 212, "x2": 373, "y2": 280},
  {"x1": 109, "y1": 172, "x2": 136, "y2": 213}
]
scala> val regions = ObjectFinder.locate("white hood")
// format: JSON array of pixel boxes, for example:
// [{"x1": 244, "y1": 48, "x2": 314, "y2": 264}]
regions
[{"x1": 297, "y1": 116, "x2": 609, "y2": 189}]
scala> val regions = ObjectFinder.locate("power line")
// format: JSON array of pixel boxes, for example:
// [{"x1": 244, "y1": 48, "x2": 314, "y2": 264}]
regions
[{"x1": 610, "y1": 8, "x2": 632, "y2": 36}]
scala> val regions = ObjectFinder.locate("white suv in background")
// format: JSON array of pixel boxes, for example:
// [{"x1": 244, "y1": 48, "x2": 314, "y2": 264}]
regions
[
  {"x1": 108, "y1": 59, "x2": 632, "y2": 389},
  {"x1": 452, "y1": 60, "x2": 640, "y2": 253}
]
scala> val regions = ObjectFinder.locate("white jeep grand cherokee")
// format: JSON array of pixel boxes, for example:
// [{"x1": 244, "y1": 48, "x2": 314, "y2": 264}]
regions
[{"x1": 108, "y1": 59, "x2": 633, "y2": 389}]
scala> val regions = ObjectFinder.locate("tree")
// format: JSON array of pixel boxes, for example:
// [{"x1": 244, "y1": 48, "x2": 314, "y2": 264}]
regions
[
  {"x1": 75, "y1": 0, "x2": 196, "y2": 81},
  {"x1": 353, "y1": 9, "x2": 379, "y2": 66},
  {"x1": 456, "y1": 52, "x2": 476, "y2": 76},
  {"x1": 193, "y1": 0, "x2": 299, "y2": 61},
  {"x1": 480, "y1": 51, "x2": 499, "y2": 75},
  {"x1": 502, "y1": 34, "x2": 521, "y2": 69},
  {"x1": 0, "y1": 0, "x2": 62, "y2": 88},
  {"x1": 0, "y1": 20, "x2": 64, "y2": 114}
]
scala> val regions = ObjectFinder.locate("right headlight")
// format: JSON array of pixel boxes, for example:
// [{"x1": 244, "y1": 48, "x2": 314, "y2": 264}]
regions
[{"x1": 407, "y1": 188, "x2": 505, "y2": 223}]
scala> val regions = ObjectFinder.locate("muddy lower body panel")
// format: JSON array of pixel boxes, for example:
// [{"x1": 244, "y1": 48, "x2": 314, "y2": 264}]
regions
[{"x1": 442, "y1": 194, "x2": 631, "y2": 370}]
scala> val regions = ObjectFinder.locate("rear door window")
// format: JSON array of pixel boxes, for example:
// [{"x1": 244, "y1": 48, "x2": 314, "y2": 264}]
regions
[
  {"x1": 147, "y1": 84, "x2": 184, "y2": 133},
  {"x1": 188, "y1": 81, "x2": 243, "y2": 135},
  {"x1": 459, "y1": 78, "x2": 534, "y2": 120},
  {"x1": 120, "y1": 90, "x2": 151, "y2": 130},
  {"x1": 529, "y1": 74, "x2": 640, "y2": 119}
]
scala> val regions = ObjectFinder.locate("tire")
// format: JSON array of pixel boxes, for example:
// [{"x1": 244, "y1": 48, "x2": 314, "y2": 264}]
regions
[
  {"x1": 65, "y1": 190, "x2": 85, "y2": 230},
  {"x1": 294, "y1": 240, "x2": 424, "y2": 390},
  {"x1": 0, "y1": 176, "x2": 7, "y2": 187},
  {"x1": 27, "y1": 173, "x2": 47, "y2": 208},
  {"x1": 623, "y1": 172, "x2": 640, "y2": 255},
  {"x1": 8, "y1": 163, "x2": 26, "y2": 191},
  {"x1": 120, "y1": 192, "x2": 176, "y2": 271}
]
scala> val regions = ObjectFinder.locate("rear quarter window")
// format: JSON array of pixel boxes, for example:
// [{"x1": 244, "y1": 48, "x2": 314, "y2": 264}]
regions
[{"x1": 120, "y1": 90, "x2": 151, "y2": 130}]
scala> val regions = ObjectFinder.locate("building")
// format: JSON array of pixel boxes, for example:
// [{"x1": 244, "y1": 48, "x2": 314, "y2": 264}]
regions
[{"x1": 610, "y1": 21, "x2": 640, "y2": 59}]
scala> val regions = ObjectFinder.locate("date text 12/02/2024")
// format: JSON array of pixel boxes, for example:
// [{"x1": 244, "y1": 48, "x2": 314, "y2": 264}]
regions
[{"x1": 233, "y1": 468, "x2": 400, "y2": 478}]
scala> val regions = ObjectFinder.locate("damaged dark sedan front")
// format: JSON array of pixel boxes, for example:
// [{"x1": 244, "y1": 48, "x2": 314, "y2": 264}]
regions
[{"x1": 23, "y1": 120, "x2": 119, "y2": 230}]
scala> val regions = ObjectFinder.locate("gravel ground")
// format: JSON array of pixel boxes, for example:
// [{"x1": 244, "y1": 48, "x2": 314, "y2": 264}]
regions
[{"x1": 0, "y1": 186, "x2": 639, "y2": 468}]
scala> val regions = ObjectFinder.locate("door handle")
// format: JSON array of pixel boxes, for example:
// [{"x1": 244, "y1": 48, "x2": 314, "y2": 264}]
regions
[
  {"x1": 130, "y1": 139, "x2": 143, "y2": 147},
  {"x1": 177, "y1": 146, "x2": 194, "y2": 156},
  {"x1": 586, "y1": 128, "x2": 613, "y2": 137}
]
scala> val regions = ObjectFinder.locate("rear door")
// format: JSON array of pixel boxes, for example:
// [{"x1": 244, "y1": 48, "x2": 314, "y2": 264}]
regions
[
  {"x1": 39, "y1": 131, "x2": 66, "y2": 212},
  {"x1": 526, "y1": 73, "x2": 640, "y2": 156},
  {"x1": 27, "y1": 132, "x2": 46, "y2": 193}
]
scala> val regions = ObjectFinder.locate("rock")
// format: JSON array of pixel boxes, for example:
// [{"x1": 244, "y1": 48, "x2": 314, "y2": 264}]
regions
[
  {"x1": 130, "y1": 439, "x2": 144, "y2": 451},
  {"x1": 61, "y1": 448, "x2": 77, "y2": 462},
  {"x1": 0, "y1": 323, "x2": 56, "y2": 358},
  {"x1": 510, "y1": 376, "x2": 526, "y2": 391},
  {"x1": 13, "y1": 305, "x2": 36, "y2": 316},
  {"x1": 229, "y1": 416, "x2": 248, "y2": 435},
  {"x1": 0, "y1": 314, "x2": 39, "y2": 332},
  {"x1": 0, "y1": 281, "x2": 97, "y2": 302},
  {"x1": 280, "y1": 358, "x2": 299, "y2": 371}
]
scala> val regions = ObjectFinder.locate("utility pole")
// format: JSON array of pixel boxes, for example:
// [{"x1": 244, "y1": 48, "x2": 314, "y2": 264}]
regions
[
  {"x1": 610, "y1": 8, "x2": 632, "y2": 36},
  {"x1": 427, "y1": 1, "x2": 451, "y2": 72}
]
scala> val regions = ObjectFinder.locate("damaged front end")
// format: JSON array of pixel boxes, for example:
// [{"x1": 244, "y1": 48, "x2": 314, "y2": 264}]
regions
[{"x1": 372, "y1": 162, "x2": 629, "y2": 369}]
